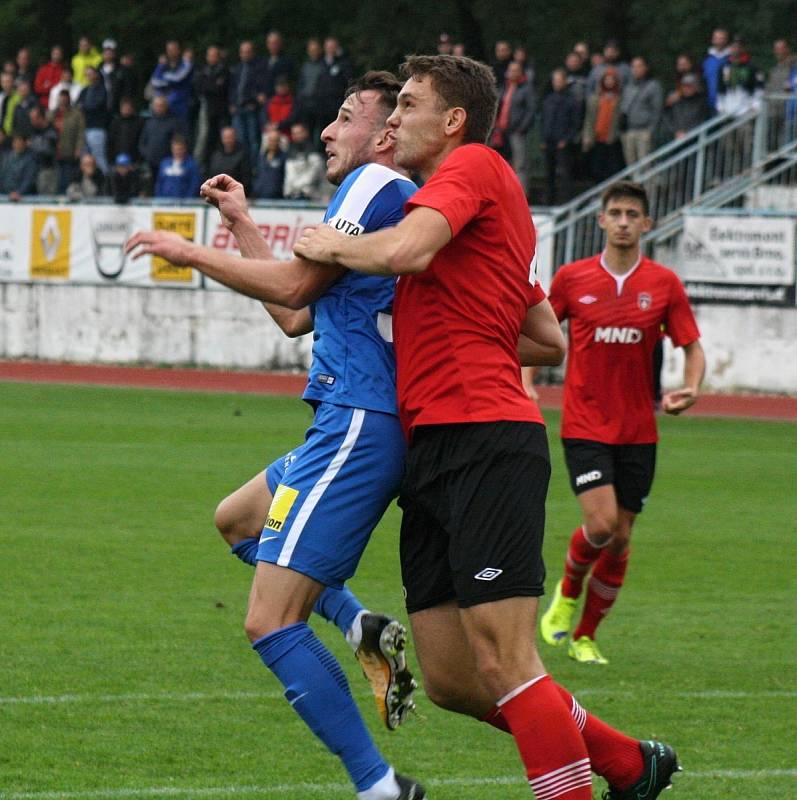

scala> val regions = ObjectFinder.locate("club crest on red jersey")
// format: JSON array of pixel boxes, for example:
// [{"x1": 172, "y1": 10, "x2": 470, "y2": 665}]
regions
[{"x1": 637, "y1": 292, "x2": 652, "y2": 310}]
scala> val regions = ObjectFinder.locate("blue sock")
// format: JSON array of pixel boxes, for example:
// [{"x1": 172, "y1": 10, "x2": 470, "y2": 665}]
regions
[
  {"x1": 230, "y1": 537, "x2": 259, "y2": 566},
  {"x1": 253, "y1": 622, "x2": 389, "y2": 792},
  {"x1": 313, "y1": 586, "x2": 366, "y2": 640}
]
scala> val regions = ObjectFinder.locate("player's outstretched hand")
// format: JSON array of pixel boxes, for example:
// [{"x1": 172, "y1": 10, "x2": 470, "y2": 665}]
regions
[
  {"x1": 294, "y1": 224, "x2": 344, "y2": 264},
  {"x1": 201, "y1": 173, "x2": 249, "y2": 230},
  {"x1": 661, "y1": 387, "x2": 697, "y2": 415},
  {"x1": 125, "y1": 230, "x2": 192, "y2": 266}
]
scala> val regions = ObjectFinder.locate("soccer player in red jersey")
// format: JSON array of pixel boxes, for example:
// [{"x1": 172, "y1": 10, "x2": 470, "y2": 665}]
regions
[
  {"x1": 539, "y1": 181, "x2": 705, "y2": 666},
  {"x1": 297, "y1": 56, "x2": 682, "y2": 800}
]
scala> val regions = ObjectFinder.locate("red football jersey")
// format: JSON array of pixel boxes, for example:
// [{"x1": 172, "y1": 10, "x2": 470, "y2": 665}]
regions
[
  {"x1": 393, "y1": 144, "x2": 545, "y2": 435},
  {"x1": 549, "y1": 254, "x2": 700, "y2": 444}
]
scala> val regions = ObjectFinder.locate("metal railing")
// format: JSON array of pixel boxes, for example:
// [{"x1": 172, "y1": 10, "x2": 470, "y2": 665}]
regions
[{"x1": 540, "y1": 94, "x2": 797, "y2": 268}]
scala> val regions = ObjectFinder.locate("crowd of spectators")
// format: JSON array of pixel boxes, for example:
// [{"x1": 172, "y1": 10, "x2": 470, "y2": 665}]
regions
[
  {"x1": 0, "y1": 29, "x2": 794, "y2": 205},
  {"x1": 0, "y1": 33, "x2": 350, "y2": 203},
  {"x1": 483, "y1": 29, "x2": 796, "y2": 204}
]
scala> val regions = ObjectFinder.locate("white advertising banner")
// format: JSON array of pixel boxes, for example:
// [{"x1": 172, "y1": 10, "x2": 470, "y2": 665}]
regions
[
  {"x1": 680, "y1": 215, "x2": 795, "y2": 285},
  {"x1": 0, "y1": 205, "x2": 31, "y2": 282},
  {"x1": 0, "y1": 204, "x2": 205, "y2": 288},
  {"x1": 202, "y1": 205, "x2": 325, "y2": 290}
]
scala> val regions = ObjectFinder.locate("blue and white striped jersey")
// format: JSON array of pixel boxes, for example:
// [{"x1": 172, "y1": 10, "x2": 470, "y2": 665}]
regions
[{"x1": 303, "y1": 163, "x2": 417, "y2": 416}]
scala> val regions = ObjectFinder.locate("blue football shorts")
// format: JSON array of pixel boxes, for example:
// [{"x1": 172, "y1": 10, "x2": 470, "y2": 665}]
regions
[{"x1": 257, "y1": 402, "x2": 406, "y2": 588}]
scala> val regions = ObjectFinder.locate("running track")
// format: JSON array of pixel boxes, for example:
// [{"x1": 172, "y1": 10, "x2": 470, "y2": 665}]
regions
[{"x1": 1, "y1": 360, "x2": 796, "y2": 421}]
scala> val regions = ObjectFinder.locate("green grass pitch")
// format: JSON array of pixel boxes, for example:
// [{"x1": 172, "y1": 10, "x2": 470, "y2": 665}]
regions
[{"x1": 1, "y1": 382, "x2": 795, "y2": 799}]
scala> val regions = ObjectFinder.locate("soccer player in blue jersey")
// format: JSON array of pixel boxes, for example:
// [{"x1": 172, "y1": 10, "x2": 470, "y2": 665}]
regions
[{"x1": 127, "y1": 72, "x2": 426, "y2": 800}]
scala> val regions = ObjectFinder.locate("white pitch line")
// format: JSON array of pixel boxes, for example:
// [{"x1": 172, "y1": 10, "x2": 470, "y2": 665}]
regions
[
  {"x1": 2, "y1": 771, "x2": 796, "y2": 800},
  {"x1": 1, "y1": 687, "x2": 795, "y2": 706}
]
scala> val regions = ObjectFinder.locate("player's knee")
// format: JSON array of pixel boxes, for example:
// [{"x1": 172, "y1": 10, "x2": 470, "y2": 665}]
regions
[
  {"x1": 244, "y1": 607, "x2": 273, "y2": 642},
  {"x1": 608, "y1": 528, "x2": 631, "y2": 555},
  {"x1": 585, "y1": 514, "x2": 617, "y2": 544},
  {"x1": 422, "y1": 672, "x2": 469, "y2": 713}
]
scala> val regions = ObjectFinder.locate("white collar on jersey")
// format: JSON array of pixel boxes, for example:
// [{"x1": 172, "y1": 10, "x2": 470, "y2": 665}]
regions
[{"x1": 599, "y1": 251, "x2": 642, "y2": 295}]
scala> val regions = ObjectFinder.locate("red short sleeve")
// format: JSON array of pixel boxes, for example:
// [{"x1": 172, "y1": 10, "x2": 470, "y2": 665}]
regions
[
  {"x1": 405, "y1": 145, "x2": 494, "y2": 237},
  {"x1": 548, "y1": 267, "x2": 569, "y2": 321},
  {"x1": 665, "y1": 274, "x2": 700, "y2": 347}
]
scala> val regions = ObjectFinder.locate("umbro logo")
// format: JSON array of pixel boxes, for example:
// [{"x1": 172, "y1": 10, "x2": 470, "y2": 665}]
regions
[
  {"x1": 474, "y1": 568, "x2": 503, "y2": 581},
  {"x1": 578, "y1": 295, "x2": 598, "y2": 304}
]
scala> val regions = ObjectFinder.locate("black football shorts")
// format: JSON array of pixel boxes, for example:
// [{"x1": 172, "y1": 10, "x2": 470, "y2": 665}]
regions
[
  {"x1": 399, "y1": 421, "x2": 550, "y2": 613},
  {"x1": 562, "y1": 438, "x2": 657, "y2": 514}
]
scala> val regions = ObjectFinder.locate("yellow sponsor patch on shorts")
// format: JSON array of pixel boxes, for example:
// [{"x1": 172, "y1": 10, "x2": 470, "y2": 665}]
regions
[{"x1": 264, "y1": 484, "x2": 299, "y2": 533}]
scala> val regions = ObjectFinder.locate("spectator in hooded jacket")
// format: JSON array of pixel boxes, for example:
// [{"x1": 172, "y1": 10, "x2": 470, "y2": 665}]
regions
[
  {"x1": 34, "y1": 46, "x2": 65, "y2": 107},
  {"x1": 150, "y1": 41, "x2": 194, "y2": 121}
]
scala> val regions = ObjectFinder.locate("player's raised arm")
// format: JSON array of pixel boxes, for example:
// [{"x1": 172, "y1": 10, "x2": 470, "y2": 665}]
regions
[
  {"x1": 294, "y1": 205, "x2": 452, "y2": 276},
  {"x1": 202, "y1": 173, "x2": 315, "y2": 337},
  {"x1": 125, "y1": 228, "x2": 343, "y2": 310}
]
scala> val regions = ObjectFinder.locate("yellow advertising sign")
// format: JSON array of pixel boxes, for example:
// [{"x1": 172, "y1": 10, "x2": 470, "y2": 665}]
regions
[
  {"x1": 30, "y1": 210, "x2": 71, "y2": 279},
  {"x1": 151, "y1": 212, "x2": 195, "y2": 283}
]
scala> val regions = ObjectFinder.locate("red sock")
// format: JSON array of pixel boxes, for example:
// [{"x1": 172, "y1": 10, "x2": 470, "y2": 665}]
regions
[
  {"x1": 498, "y1": 675, "x2": 592, "y2": 798},
  {"x1": 572, "y1": 548, "x2": 629, "y2": 640},
  {"x1": 561, "y1": 526, "x2": 602, "y2": 598},
  {"x1": 480, "y1": 704, "x2": 511, "y2": 732},
  {"x1": 481, "y1": 692, "x2": 643, "y2": 790},
  {"x1": 553, "y1": 683, "x2": 643, "y2": 790}
]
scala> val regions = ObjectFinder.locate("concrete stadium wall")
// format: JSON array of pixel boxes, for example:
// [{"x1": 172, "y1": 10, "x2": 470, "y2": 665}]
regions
[
  {"x1": 661, "y1": 304, "x2": 797, "y2": 393},
  {"x1": 2, "y1": 282, "x2": 797, "y2": 393},
  {"x1": 0, "y1": 283, "x2": 312, "y2": 370}
]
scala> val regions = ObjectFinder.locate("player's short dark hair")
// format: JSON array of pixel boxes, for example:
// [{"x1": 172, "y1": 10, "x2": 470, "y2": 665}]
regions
[
  {"x1": 399, "y1": 54, "x2": 498, "y2": 144},
  {"x1": 345, "y1": 70, "x2": 402, "y2": 120},
  {"x1": 601, "y1": 180, "x2": 650, "y2": 216}
]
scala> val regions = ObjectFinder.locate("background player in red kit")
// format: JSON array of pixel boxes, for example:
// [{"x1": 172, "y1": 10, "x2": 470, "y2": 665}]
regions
[
  {"x1": 540, "y1": 181, "x2": 705, "y2": 665},
  {"x1": 297, "y1": 57, "x2": 682, "y2": 800}
]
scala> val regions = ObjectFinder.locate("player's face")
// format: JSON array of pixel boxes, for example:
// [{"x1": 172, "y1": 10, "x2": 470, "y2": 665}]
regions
[
  {"x1": 598, "y1": 198, "x2": 652, "y2": 249},
  {"x1": 388, "y1": 77, "x2": 448, "y2": 175},
  {"x1": 321, "y1": 90, "x2": 389, "y2": 185}
]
